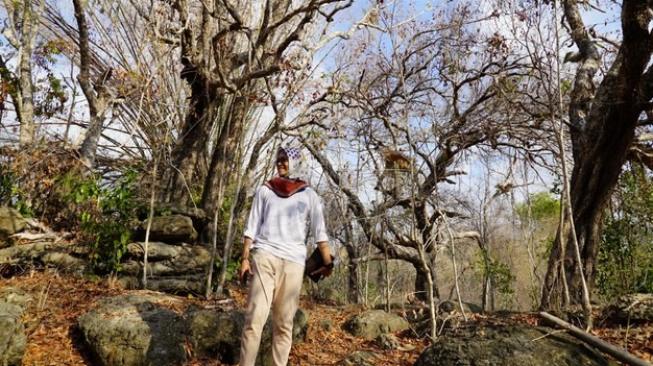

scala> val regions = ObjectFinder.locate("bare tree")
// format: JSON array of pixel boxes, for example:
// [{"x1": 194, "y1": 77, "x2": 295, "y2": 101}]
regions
[
  {"x1": 71, "y1": 0, "x2": 113, "y2": 168},
  {"x1": 300, "y1": 4, "x2": 534, "y2": 303},
  {"x1": 131, "y1": 0, "x2": 356, "y2": 213},
  {"x1": 541, "y1": 0, "x2": 653, "y2": 309},
  {"x1": 1, "y1": 0, "x2": 45, "y2": 145}
]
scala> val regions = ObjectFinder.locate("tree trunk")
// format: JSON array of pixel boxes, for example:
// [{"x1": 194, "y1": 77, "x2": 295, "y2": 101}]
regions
[
  {"x1": 541, "y1": 1, "x2": 652, "y2": 309},
  {"x1": 17, "y1": 46, "x2": 35, "y2": 146},
  {"x1": 79, "y1": 113, "x2": 108, "y2": 167},
  {"x1": 165, "y1": 77, "x2": 217, "y2": 206},
  {"x1": 200, "y1": 96, "x2": 248, "y2": 214},
  {"x1": 414, "y1": 262, "x2": 439, "y2": 302},
  {"x1": 541, "y1": 159, "x2": 613, "y2": 308},
  {"x1": 343, "y1": 222, "x2": 362, "y2": 304},
  {"x1": 7, "y1": 0, "x2": 43, "y2": 146},
  {"x1": 73, "y1": 0, "x2": 112, "y2": 168},
  {"x1": 347, "y1": 257, "x2": 362, "y2": 304}
]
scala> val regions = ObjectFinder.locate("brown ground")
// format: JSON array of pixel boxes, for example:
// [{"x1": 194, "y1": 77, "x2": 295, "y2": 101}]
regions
[
  {"x1": 0, "y1": 270, "x2": 427, "y2": 366},
  {"x1": 1, "y1": 270, "x2": 651, "y2": 365}
]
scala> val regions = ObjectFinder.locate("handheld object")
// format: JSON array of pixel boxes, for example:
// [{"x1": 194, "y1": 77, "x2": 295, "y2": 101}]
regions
[{"x1": 304, "y1": 248, "x2": 335, "y2": 283}]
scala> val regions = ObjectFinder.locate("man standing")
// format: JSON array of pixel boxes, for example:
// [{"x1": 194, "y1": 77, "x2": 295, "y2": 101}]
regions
[{"x1": 239, "y1": 146, "x2": 333, "y2": 366}]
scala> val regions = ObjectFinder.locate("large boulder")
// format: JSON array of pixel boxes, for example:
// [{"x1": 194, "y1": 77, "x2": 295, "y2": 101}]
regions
[
  {"x1": 413, "y1": 325, "x2": 614, "y2": 366},
  {"x1": 78, "y1": 292, "x2": 187, "y2": 366},
  {"x1": 187, "y1": 307, "x2": 309, "y2": 365},
  {"x1": 343, "y1": 310, "x2": 409, "y2": 340},
  {"x1": 0, "y1": 206, "x2": 27, "y2": 247},
  {"x1": 121, "y1": 245, "x2": 211, "y2": 276},
  {"x1": 40, "y1": 252, "x2": 87, "y2": 273},
  {"x1": 608, "y1": 293, "x2": 653, "y2": 322},
  {"x1": 156, "y1": 205, "x2": 208, "y2": 227},
  {"x1": 186, "y1": 308, "x2": 245, "y2": 364},
  {"x1": 125, "y1": 242, "x2": 204, "y2": 261},
  {"x1": 0, "y1": 287, "x2": 32, "y2": 366},
  {"x1": 0, "y1": 241, "x2": 60, "y2": 264},
  {"x1": 118, "y1": 275, "x2": 205, "y2": 295},
  {"x1": 137, "y1": 215, "x2": 197, "y2": 244},
  {"x1": 438, "y1": 300, "x2": 483, "y2": 314}
]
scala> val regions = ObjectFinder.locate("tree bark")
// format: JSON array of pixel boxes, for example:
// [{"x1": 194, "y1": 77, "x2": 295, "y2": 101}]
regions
[
  {"x1": 165, "y1": 73, "x2": 217, "y2": 206},
  {"x1": 200, "y1": 95, "x2": 248, "y2": 214},
  {"x1": 73, "y1": 0, "x2": 111, "y2": 168},
  {"x1": 414, "y1": 262, "x2": 440, "y2": 302},
  {"x1": 1, "y1": 0, "x2": 43, "y2": 145},
  {"x1": 541, "y1": 0, "x2": 653, "y2": 309},
  {"x1": 17, "y1": 39, "x2": 35, "y2": 146},
  {"x1": 343, "y1": 222, "x2": 363, "y2": 304}
]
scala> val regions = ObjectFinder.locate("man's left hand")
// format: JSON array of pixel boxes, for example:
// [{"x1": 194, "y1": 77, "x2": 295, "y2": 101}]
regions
[{"x1": 310, "y1": 264, "x2": 333, "y2": 278}]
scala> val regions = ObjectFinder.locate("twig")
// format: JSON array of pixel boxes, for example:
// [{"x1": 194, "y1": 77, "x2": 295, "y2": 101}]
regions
[{"x1": 531, "y1": 329, "x2": 566, "y2": 342}]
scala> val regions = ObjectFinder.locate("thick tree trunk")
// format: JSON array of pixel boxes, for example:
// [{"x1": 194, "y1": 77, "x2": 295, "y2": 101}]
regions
[
  {"x1": 414, "y1": 262, "x2": 439, "y2": 302},
  {"x1": 200, "y1": 96, "x2": 248, "y2": 214},
  {"x1": 165, "y1": 76, "x2": 217, "y2": 206},
  {"x1": 541, "y1": 158, "x2": 614, "y2": 309},
  {"x1": 541, "y1": 1, "x2": 652, "y2": 310}
]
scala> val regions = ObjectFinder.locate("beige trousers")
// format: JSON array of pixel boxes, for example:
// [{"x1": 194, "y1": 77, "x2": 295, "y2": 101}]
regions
[{"x1": 239, "y1": 250, "x2": 304, "y2": 366}]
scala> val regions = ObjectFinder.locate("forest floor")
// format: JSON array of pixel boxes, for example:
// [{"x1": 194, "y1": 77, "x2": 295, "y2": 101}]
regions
[{"x1": 0, "y1": 269, "x2": 651, "y2": 365}]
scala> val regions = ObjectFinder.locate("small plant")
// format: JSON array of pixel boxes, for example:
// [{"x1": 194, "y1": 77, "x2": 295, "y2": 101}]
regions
[
  {"x1": 62, "y1": 170, "x2": 140, "y2": 272},
  {"x1": 475, "y1": 252, "x2": 516, "y2": 309},
  {"x1": 0, "y1": 166, "x2": 33, "y2": 217},
  {"x1": 222, "y1": 258, "x2": 240, "y2": 283},
  {"x1": 597, "y1": 166, "x2": 653, "y2": 298}
]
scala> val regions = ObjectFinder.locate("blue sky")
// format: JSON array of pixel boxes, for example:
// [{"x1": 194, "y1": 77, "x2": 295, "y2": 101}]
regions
[{"x1": 0, "y1": 0, "x2": 625, "y2": 202}]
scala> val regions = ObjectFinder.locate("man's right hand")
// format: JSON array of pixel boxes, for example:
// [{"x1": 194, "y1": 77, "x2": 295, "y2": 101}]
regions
[{"x1": 240, "y1": 258, "x2": 252, "y2": 285}]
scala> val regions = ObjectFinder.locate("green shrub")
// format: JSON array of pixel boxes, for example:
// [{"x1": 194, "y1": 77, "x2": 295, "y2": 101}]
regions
[
  {"x1": 475, "y1": 252, "x2": 516, "y2": 309},
  {"x1": 61, "y1": 170, "x2": 140, "y2": 272},
  {"x1": 598, "y1": 166, "x2": 653, "y2": 298},
  {"x1": 0, "y1": 167, "x2": 33, "y2": 217},
  {"x1": 515, "y1": 192, "x2": 560, "y2": 224}
]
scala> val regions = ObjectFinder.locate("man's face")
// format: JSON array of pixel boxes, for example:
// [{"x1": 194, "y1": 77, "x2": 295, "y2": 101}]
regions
[{"x1": 276, "y1": 150, "x2": 289, "y2": 178}]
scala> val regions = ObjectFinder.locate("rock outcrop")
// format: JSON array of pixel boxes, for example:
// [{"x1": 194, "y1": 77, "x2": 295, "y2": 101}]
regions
[
  {"x1": 78, "y1": 292, "x2": 310, "y2": 366},
  {"x1": 0, "y1": 287, "x2": 32, "y2": 366},
  {"x1": 118, "y1": 241, "x2": 213, "y2": 295},
  {"x1": 0, "y1": 206, "x2": 27, "y2": 247},
  {"x1": 136, "y1": 215, "x2": 197, "y2": 243},
  {"x1": 343, "y1": 310, "x2": 410, "y2": 340},
  {"x1": 187, "y1": 307, "x2": 309, "y2": 365},
  {"x1": 607, "y1": 293, "x2": 653, "y2": 322},
  {"x1": 413, "y1": 325, "x2": 614, "y2": 366},
  {"x1": 0, "y1": 240, "x2": 87, "y2": 273},
  {"x1": 78, "y1": 292, "x2": 187, "y2": 366}
]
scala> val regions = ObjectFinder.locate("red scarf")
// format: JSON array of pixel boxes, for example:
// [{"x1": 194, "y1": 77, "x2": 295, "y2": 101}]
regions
[{"x1": 265, "y1": 177, "x2": 308, "y2": 198}]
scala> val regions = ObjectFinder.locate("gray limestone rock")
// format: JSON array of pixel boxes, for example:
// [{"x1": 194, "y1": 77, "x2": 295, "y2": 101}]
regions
[
  {"x1": 0, "y1": 206, "x2": 26, "y2": 248},
  {"x1": 137, "y1": 215, "x2": 197, "y2": 244},
  {"x1": 608, "y1": 293, "x2": 653, "y2": 322},
  {"x1": 77, "y1": 292, "x2": 187, "y2": 366},
  {"x1": 0, "y1": 287, "x2": 32, "y2": 366},
  {"x1": 186, "y1": 307, "x2": 309, "y2": 365},
  {"x1": 343, "y1": 310, "x2": 409, "y2": 340},
  {"x1": 413, "y1": 325, "x2": 614, "y2": 366}
]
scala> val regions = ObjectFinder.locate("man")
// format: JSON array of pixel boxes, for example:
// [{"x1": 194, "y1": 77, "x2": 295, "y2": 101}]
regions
[{"x1": 239, "y1": 146, "x2": 333, "y2": 366}]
